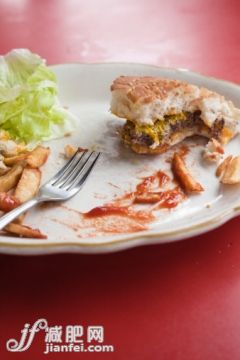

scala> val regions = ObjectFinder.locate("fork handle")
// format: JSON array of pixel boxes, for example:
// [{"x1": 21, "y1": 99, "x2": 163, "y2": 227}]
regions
[{"x1": 0, "y1": 198, "x2": 40, "y2": 230}]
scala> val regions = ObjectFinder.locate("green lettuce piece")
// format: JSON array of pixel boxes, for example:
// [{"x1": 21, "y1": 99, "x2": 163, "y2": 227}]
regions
[{"x1": 0, "y1": 49, "x2": 75, "y2": 143}]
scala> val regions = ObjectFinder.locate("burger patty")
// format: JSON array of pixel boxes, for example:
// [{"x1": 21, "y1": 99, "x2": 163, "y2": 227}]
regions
[{"x1": 122, "y1": 111, "x2": 225, "y2": 148}]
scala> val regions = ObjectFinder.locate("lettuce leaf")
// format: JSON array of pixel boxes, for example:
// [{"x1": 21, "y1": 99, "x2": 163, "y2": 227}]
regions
[{"x1": 0, "y1": 49, "x2": 76, "y2": 143}]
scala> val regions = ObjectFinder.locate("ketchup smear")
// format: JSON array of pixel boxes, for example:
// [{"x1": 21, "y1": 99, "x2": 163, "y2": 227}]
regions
[
  {"x1": 85, "y1": 206, "x2": 129, "y2": 218},
  {"x1": 136, "y1": 171, "x2": 170, "y2": 193},
  {"x1": 85, "y1": 206, "x2": 154, "y2": 221},
  {"x1": 158, "y1": 187, "x2": 184, "y2": 209},
  {"x1": 84, "y1": 170, "x2": 184, "y2": 220}
]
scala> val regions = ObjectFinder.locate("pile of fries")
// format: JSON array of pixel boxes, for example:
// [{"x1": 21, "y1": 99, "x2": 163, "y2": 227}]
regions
[{"x1": 0, "y1": 145, "x2": 50, "y2": 239}]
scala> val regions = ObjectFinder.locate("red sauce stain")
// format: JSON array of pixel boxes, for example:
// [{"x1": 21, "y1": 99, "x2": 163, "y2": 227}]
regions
[
  {"x1": 84, "y1": 171, "x2": 182, "y2": 220},
  {"x1": 0, "y1": 193, "x2": 19, "y2": 212},
  {"x1": 51, "y1": 217, "x2": 81, "y2": 233},
  {"x1": 157, "y1": 187, "x2": 185, "y2": 209},
  {"x1": 59, "y1": 205, "x2": 80, "y2": 215},
  {"x1": 136, "y1": 174, "x2": 157, "y2": 193},
  {"x1": 157, "y1": 171, "x2": 170, "y2": 187},
  {"x1": 134, "y1": 187, "x2": 185, "y2": 207},
  {"x1": 85, "y1": 217, "x2": 148, "y2": 234},
  {"x1": 107, "y1": 191, "x2": 135, "y2": 207},
  {"x1": 85, "y1": 206, "x2": 130, "y2": 218},
  {"x1": 52, "y1": 169, "x2": 186, "y2": 238},
  {"x1": 135, "y1": 170, "x2": 170, "y2": 193},
  {"x1": 84, "y1": 206, "x2": 154, "y2": 222}
]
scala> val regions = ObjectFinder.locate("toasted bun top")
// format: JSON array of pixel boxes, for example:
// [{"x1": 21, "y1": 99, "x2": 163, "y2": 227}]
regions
[{"x1": 110, "y1": 76, "x2": 196, "y2": 105}]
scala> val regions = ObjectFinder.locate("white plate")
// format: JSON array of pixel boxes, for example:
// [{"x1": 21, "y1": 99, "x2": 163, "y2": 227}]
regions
[{"x1": 1, "y1": 63, "x2": 240, "y2": 255}]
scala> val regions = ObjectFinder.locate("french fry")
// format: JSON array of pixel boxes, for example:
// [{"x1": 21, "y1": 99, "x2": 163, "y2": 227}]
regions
[
  {"x1": 0, "y1": 154, "x2": 10, "y2": 174},
  {"x1": 0, "y1": 193, "x2": 20, "y2": 212},
  {"x1": 27, "y1": 146, "x2": 50, "y2": 168},
  {"x1": 14, "y1": 167, "x2": 41, "y2": 203},
  {"x1": 216, "y1": 155, "x2": 233, "y2": 177},
  {"x1": 4, "y1": 153, "x2": 29, "y2": 166},
  {"x1": 221, "y1": 156, "x2": 240, "y2": 184},
  {"x1": 134, "y1": 192, "x2": 163, "y2": 204},
  {"x1": 4, "y1": 223, "x2": 47, "y2": 239},
  {"x1": 172, "y1": 153, "x2": 204, "y2": 193},
  {"x1": 0, "y1": 162, "x2": 25, "y2": 192}
]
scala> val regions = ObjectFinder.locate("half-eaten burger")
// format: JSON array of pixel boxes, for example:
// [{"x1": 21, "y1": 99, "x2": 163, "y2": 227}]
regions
[{"x1": 110, "y1": 76, "x2": 240, "y2": 154}]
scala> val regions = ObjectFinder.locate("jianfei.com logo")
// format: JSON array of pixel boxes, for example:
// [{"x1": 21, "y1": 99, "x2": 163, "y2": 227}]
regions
[{"x1": 6, "y1": 318, "x2": 114, "y2": 354}]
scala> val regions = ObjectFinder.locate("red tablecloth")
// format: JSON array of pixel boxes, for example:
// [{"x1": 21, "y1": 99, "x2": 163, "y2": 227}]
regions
[{"x1": 1, "y1": 1, "x2": 240, "y2": 359}]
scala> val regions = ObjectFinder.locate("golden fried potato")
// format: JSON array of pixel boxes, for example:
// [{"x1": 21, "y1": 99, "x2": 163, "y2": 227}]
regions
[
  {"x1": 14, "y1": 167, "x2": 41, "y2": 203},
  {"x1": 0, "y1": 162, "x2": 25, "y2": 192},
  {"x1": 216, "y1": 155, "x2": 233, "y2": 177},
  {"x1": 134, "y1": 192, "x2": 162, "y2": 204},
  {"x1": 27, "y1": 146, "x2": 50, "y2": 168},
  {"x1": 4, "y1": 223, "x2": 47, "y2": 239},
  {"x1": 221, "y1": 156, "x2": 240, "y2": 184},
  {"x1": 4, "y1": 153, "x2": 29, "y2": 166},
  {"x1": 172, "y1": 153, "x2": 204, "y2": 193}
]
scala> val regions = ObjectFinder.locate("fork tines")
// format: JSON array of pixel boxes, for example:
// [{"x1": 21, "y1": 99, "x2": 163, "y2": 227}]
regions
[{"x1": 50, "y1": 149, "x2": 101, "y2": 191}]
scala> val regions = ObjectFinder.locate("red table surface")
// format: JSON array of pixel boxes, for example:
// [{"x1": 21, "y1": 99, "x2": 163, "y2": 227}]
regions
[{"x1": 0, "y1": 0, "x2": 240, "y2": 359}]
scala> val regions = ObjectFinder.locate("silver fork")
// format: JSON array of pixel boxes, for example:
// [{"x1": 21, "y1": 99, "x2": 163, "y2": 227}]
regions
[{"x1": 0, "y1": 149, "x2": 101, "y2": 230}]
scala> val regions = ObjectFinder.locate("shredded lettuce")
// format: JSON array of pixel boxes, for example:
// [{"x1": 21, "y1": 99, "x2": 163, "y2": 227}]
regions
[{"x1": 0, "y1": 49, "x2": 76, "y2": 144}]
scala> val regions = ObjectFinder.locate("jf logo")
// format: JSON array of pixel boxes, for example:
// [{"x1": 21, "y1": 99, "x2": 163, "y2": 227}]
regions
[{"x1": 6, "y1": 319, "x2": 48, "y2": 352}]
